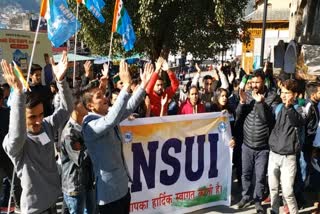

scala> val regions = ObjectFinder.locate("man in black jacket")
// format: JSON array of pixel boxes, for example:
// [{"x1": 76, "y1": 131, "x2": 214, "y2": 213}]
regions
[
  {"x1": 236, "y1": 69, "x2": 279, "y2": 213},
  {"x1": 268, "y1": 79, "x2": 305, "y2": 214}
]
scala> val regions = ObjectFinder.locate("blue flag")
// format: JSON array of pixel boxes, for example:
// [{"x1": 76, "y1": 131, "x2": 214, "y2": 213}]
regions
[
  {"x1": 79, "y1": 0, "x2": 106, "y2": 23},
  {"x1": 41, "y1": 0, "x2": 81, "y2": 47},
  {"x1": 116, "y1": 8, "x2": 136, "y2": 51}
]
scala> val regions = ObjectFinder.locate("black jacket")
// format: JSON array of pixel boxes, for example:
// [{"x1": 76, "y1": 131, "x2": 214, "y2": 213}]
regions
[
  {"x1": 305, "y1": 100, "x2": 320, "y2": 144},
  {"x1": 236, "y1": 89, "x2": 279, "y2": 150},
  {"x1": 269, "y1": 104, "x2": 306, "y2": 155},
  {"x1": 0, "y1": 107, "x2": 12, "y2": 174}
]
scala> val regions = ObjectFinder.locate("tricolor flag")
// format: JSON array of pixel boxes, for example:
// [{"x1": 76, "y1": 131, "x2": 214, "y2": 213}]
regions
[
  {"x1": 12, "y1": 61, "x2": 30, "y2": 91},
  {"x1": 112, "y1": 0, "x2": 136, "y2": 51},
  {"x1": 40, "y1": 0, "x2": 81, "y2": 47},
  {"x1": 76, "y1": 0, "x2": 106, "y2": 23}
]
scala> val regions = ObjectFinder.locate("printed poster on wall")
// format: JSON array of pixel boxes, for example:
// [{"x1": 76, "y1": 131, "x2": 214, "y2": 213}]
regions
[{"x1": 120, "y1": 112, "x2": 233, "y2": 214}]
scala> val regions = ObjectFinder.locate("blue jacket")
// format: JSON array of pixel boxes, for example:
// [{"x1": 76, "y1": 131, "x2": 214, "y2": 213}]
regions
[{"x1": 82, "y1": 86, "x2": 146, "y2": 205}]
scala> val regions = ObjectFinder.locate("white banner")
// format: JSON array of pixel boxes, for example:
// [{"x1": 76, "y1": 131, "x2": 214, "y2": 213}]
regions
[{"x1": 120, "y1": 112, "x2": 233, "y2": 214}]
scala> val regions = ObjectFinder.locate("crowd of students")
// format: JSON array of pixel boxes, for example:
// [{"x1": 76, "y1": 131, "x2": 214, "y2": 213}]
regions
[{"x1": 0, "y1": 51, "x2": 320, "y2": 214}]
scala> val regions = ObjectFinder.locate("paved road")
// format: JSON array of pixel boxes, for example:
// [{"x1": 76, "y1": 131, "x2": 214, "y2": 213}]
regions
[{"x1": 189, "y1": 179, "x2": 316, "y2": 214}]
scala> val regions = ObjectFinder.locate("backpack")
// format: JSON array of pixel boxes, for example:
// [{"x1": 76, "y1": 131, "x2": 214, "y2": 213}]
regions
[{"x1": 275, "y1": 103, "x2": 307, "y2": 147}]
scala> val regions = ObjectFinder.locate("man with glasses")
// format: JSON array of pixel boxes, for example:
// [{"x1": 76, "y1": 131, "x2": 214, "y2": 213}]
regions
[
  {"x1": 235, "y1": 69, "x2": 279, "y2": 214},
  {"x1": 268, "y1": 79, "x2": 306, "y2": 214}
]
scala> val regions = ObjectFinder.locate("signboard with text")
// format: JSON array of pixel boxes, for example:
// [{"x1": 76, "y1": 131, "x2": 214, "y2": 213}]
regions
[
  {"x1": 0, "y1": 29, "x2": 52, "y2": 83},
  {"x1": 120, "y1": 112, "x2": 232, "y2": 214}
]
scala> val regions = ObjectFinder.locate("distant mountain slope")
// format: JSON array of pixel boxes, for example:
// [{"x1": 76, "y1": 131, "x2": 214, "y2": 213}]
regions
[{"x1": 0, "y1": 0, "x2": 40, "y2": 12}]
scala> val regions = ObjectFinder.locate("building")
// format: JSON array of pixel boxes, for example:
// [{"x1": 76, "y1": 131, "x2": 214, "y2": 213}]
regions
[{"x1": 242, "y1": 0, "x2": 290, "y2": 73}]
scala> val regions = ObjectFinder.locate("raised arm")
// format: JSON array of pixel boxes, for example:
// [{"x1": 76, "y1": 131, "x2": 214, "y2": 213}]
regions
[
  {"x1": 83, "y1": 60, "x2": 134, "y2": 137},
  {"x1": 164, "y1": 60, "x2": 179, "y2": 98},
  {"x1": 44, "y1": 51, "x2": 74, "y2": 132},
  {"x1": 120, "y1": 62, "x2": 154, "y2": 120},
  {"x1": 1, "y1": 60, "x2": 26, "y2": 159},
  {"x1": 146, "y1": 57, "x2": 164, "y2": 94},
  {"x1": 191, "y1": 63, "x2": 201, "y2": 86}
]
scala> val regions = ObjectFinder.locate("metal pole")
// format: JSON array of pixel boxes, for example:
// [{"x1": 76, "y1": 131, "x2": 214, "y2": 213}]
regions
[
  {"x1": 73, "y1": 3, "x2": 79, "y2": 88},
  {"x1": 26, "y1": 14, "x2": 42, "y2": 86},
  {"x1": 107, "y1": 32, "x2": 114, "y2": 69},
  {"x1": 260, "y1": 0, "x2": 268, "y2": 67},
  {"x1": 7, "y1": 169, "x2": 16, "y2": 214}
]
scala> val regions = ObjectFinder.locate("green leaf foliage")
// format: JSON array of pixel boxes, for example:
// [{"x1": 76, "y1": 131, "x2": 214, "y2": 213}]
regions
[{"x1": 68, "y1": 0, "x2": 248, "y2": 60}]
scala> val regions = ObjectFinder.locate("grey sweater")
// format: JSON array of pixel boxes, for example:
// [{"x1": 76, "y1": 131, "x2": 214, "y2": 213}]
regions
[{"x1": 3, "y1": 79, "x2": 73, "y2": 214}]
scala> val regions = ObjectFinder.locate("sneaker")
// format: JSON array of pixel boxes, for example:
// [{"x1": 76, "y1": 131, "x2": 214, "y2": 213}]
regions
[
  {"x1": 283, "y1": 204, "x2": 290, "y2": 214},
  {"x1": 14, "y1": 205, "x2": 21, "y2": 214},
  {"x1": 262, "y1": 196, "x2": 271, "y2": 205},
  {"x1": 236, "y1": 198, "x2": 251, "y2": 209},
  {"x1": 255, "y1": 202, "x2": 265, "y2": 214}
]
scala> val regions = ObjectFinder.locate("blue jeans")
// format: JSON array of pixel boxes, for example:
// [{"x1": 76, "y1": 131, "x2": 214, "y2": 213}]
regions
[{"x1": 63, "y1": 189, "x2": 96, "y2": 214}]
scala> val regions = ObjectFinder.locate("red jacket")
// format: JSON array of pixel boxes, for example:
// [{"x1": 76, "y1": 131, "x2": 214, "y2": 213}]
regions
[
  {"x1": 146, "y1": 71, "x2": 179, "y2": 116},
  {"x1": 178, "y1": 99, "x2": 205, "y2": 115}
]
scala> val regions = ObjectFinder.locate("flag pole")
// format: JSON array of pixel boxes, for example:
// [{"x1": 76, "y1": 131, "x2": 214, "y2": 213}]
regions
[
  {"x1": 107, "y1": 32, "x2": 114, "y2": 68},
  {"x1": 26, "y1": 14, "x2": 42, "y2": 86},
  {"x1": 73, "y1": 3, "x2": 80, "y2": 88}
]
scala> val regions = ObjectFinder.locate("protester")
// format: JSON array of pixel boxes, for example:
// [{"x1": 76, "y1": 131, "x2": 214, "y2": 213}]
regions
[
  {"x1": 294, "y1": 82, "x2": 320, "y2": 208},
  {"x1": 29, "y1": 63, "x2": 54, "y2": 116},
  {"x1": 1, "y1": 51, "x2": 73, "y2": 214},
  {"x1": 1, "y1": 83, "x2": 10, "y2": 108},
  {"x1": 236, "y1": 69, "x2": 279, "y2": 214},
  {"x1": 0, "y1": 87, "x2": 22, "y2": 212},
  {"x1": 178, "y1": 86, "x2": 205, "y2": 114},
  {"x1": 81, "y1": 61, "x2": 153, "y2": 214},
  {"x1": 60, "y1": 89, "x2": 95, "y2": 214},
  {"x1": 146, "y1": 57, "x2": 179, "y2": 116},
  {"x1": 268, "y1": 79, "x2": 306, "y2": 214},
  {"x1": 44, "y1": 53, "x2": 54, "y2": 85}
]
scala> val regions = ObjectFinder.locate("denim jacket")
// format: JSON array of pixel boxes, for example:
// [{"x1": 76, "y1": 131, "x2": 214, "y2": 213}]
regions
[
  {"x1": 61, "y1": 117, "x2": 94, "y2": 196},
  {"x1": 82, "y1": 86, "x2": 146, "y2": 205}
]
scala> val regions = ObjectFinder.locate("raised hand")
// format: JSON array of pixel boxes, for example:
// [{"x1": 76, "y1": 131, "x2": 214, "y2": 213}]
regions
[
  {"x1": 140, "y1": 62, "x2": 154, "y2": 88},
  {"x1": 284, "y1": 93, "x2": 295, "y2": 108},
  {"x1": 195, "y1": 63, "x2": 201, "y2": 73},
  {"x1": 155, "y1": 57, "x2": 164, "y2": 73},
  {"x1": 119, "y1": 60, "x2": 131, "y2": 86},
  {"x1": 84, "y1": 61, "x2": 92, "y2": 78},
  {"x1": 161, "y1": 94, "x2": 168, "y2": 106},
  {"x1": 50, "y1": 50, "x2": 68, "y2": 81},
  {"x1": 239, "y1": 89, "x2": 247, "y2": 104},
  {"x1": 99, "y1": 63, "x2": 109, "y2": 91},
  {"x1": 252, "y1": 91, "x2": 265, "y2": 103},
  {"x1": 162, "y1": 59, "x2": 169, "y2": 72},
  {"x1": 1, "y1": 60, "x2": 23, "y2": 93},
  {"x1": 101, "y1": 63, "x2": 109, "y2": 79}
]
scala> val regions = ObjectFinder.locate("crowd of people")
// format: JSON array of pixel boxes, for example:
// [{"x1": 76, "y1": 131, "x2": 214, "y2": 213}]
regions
[{"x1": 0, "y1": 51, "x2": 320, "y2": 214}]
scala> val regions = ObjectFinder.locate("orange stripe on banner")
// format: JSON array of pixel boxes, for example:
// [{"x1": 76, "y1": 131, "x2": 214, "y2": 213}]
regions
[
  {"x1": 120, "y1": 117, "x2": 227, "y2": 143},
  {"x1": 112, "y1": 0, "x2": 120, "y2": 32},
  {"x1": 40, "y1": 0, "x2": 48, "y2": 17}
]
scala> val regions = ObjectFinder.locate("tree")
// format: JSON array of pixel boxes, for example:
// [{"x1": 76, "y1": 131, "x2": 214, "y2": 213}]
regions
[{"x1": 68, "y1": 0, "x2": 248, "y2": 60}]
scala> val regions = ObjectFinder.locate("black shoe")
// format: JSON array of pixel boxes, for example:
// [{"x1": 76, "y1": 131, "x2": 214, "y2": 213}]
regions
[
  {"x1": 236, "y1": 198, "x2": 251, "y2": 209},
  {"x1": 255, "y1": 202, "x2": 265, "y2": 214}
]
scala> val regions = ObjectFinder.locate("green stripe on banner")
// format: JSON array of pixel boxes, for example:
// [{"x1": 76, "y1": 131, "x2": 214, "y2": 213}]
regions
[{"x1": 116, "y1": 8, "x2": 125, "y2": 32}]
